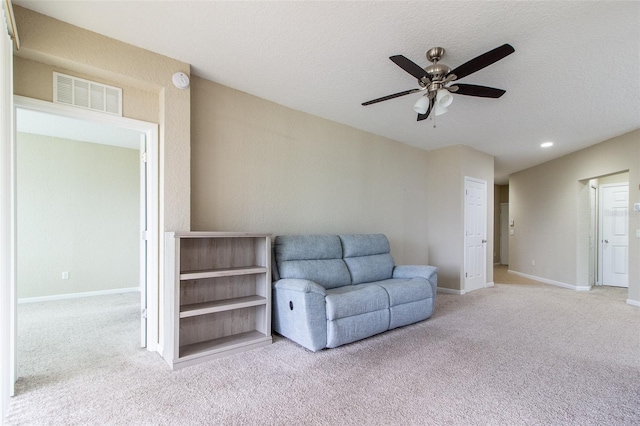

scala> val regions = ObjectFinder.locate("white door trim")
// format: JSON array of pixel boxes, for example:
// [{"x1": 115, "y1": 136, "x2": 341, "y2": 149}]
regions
[
  {"x1": 1, "y1": 19, "x2": 16, "y2": 415},
  {"x1": 12, "y1": 97, "x2": 160, "y2": 354},
  {"x1": 464, "y1": 176, "x2": 488, "y2": 293},
  {"x1": 139, "y1": 134, "x2": 148, "y2": 347},
  {"x1": 589, "y1": 184, "x2": 598, "y2": 286}
]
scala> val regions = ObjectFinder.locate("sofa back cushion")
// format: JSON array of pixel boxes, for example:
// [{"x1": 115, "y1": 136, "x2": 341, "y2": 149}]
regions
[
  {"x1": 340, "y1": 234, "x2": 395, "y2": 284},
  {"x1": 275, "y1": 235, "x2": 351, "y2": 289}
]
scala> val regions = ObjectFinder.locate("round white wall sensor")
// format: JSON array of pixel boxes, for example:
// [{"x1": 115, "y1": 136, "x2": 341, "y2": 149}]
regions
[{"x1": 172, "y1": 72, "x2": 190, "y2": 89}]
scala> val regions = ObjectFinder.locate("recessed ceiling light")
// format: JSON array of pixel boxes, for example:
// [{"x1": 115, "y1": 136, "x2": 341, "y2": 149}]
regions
[{"x1": 540, "y1": 141, "x2": 554, "y2": 148}]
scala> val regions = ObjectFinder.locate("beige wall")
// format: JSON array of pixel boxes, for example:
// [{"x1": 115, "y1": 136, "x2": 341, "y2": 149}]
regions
[
  {"x1": 17, "y1": 133, "x2": 138, "y2": 298},
  {"x1": 509, "y1": 129, "x2": 640, "y2": 302},
  {"x1": 598, "y1": 171, "x2": 629, "y2": 185},
  {"x1": 499, "y1": 185, "x2": 509, "y2": 203},
  {"x1": 14, "y1": 56, "x2": 158, "y2": 123},
  {"x1": 426, "y1": 145, "x2": 494, "y2": 291},
  {"x1": 190, "y1": 77, "x2": 430, "y2": 264}
]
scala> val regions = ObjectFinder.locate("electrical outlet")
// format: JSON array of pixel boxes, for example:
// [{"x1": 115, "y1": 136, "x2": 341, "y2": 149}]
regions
[
  {"x1": 531, "y1": 260, "x2": 535, "y2": 266},
  {"x1": 61, "y1": 271, "x2": 69, "y2": 280}
]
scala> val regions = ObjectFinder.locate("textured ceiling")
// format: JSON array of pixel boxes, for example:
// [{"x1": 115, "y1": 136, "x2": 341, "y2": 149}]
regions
[{"x1": 14, "y1": 1, "x2": 640, "y2": 183}]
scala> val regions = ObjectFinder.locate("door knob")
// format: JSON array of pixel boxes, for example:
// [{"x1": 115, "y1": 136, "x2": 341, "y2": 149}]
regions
[{"x1": 604, "y1": 239, "x2": 609, "y2": 243}]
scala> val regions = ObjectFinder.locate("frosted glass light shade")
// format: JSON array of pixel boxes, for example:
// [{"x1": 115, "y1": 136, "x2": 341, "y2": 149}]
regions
[
  {"x1": 436, "y1": 89, "x2": 453, "y2": 108},
  {"x1": 413, "y1": 96, "x2": 430, "y2": 114}
]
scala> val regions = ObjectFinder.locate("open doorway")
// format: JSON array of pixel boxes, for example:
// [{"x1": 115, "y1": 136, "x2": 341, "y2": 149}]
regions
[{"x1": 11, "y1": 96, "x2": 159, "y2": 395}]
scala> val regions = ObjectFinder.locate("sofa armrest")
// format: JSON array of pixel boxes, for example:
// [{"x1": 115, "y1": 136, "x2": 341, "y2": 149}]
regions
[
  {"x1": 393, "y1": 265, "x2": 438, "y2": 304},
  {"x1": 272, "y1": 278, "x2": 328, "y2": 351},
  {"x1": 273, "y1": 278, "x2": 327, "y2": 296}
]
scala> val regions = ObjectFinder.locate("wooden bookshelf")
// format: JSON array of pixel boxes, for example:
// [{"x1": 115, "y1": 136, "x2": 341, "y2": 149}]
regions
[{"x1": 164, "y1": 232, "x2": 272, "y2": 370}]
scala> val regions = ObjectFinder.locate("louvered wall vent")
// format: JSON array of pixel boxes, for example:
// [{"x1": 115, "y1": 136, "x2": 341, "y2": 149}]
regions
[{"x1": 53, "y1": 72, "x2": 122, "y2": 116}]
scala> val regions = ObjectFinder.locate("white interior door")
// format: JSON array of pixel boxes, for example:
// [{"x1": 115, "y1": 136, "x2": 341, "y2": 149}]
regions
[
  {"x1": 500, "y1": 203, "x2": 509, "y2": 265},
  {"x1": 599, "y1": 183, "x2": 629, "y2": 287},
  {"x1": 464, "y1": 177, "x2": 487, "y2": 293}
]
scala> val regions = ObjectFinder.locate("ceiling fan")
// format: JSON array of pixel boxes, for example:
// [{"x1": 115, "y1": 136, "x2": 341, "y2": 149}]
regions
[{"x1": 362, "y1": 44, "x2": 515, "y2": 121}]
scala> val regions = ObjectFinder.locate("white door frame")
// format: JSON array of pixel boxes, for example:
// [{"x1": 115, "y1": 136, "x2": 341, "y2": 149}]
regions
[
  {"x1": 139, "y1": 134, "x2": 148, "y2": 347},
  {"x1": 589, "y1": 183, "x2": 598, "y2": 286},
  {"x1": 8, "y1": 96, "x2": 160, "y2": 387},
  {"x1": 1, "y1": 13, "x2": 16, "y2": 416},
  {"x1": 464, "y1": 176, "x2": 488, "y2": 293}
]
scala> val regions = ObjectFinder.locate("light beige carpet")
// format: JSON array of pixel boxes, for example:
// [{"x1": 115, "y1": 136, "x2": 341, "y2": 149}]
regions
[{"x1": 6, "y1": 280, "x2": 640, "y2": 425}]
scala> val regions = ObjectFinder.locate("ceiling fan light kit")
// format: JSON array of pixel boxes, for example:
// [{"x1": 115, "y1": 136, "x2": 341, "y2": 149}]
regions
[
  {"x1": 435, "y1": 88, "x2": 453, "y2": 112},
  {"x1": 436, "y1": 89, "x2": 453, "y2": 107},
  {"x1": 362, "y1": 44, "x2": 515, "y2": 123},
  {"x1": 413, "y1": 95, "x2": 430, "y2": 114}
]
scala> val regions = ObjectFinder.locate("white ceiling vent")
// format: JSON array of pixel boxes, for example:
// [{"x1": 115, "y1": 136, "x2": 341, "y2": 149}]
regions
[{"x1": 53, "y1": 72, "x2": 122, "y2": 116}]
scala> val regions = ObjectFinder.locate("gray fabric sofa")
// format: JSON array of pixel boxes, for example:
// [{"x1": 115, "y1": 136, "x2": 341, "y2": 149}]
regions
[{"x1": 271, "y1": 234, "x2": 438, "y2": 351}]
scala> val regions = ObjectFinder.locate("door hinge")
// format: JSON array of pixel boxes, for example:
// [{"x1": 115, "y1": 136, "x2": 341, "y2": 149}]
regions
[
  {"x1": 142, "y1": 230, "x2": 148, "y2": 241},
  {"x1": 141, "y1": 152, "x2": 148, "y2": 163},
  {"x1": 141, "y1": 308, "x2": 147, "y2": 319}
]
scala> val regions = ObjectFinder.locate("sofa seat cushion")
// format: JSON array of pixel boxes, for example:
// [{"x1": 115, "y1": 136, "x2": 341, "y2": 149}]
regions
[
  {"x1": 372, "y1": 278, "x2": 433, "y2": 330},
  {"x1": 372, "y1": 278, "x2": 433, "y2": 306},
  {"x1": 326, "y1": 310, "x2": 389, "y2": 349},
  {"x1": 325, "y1": 284, "x2": 389, "y2": 320}
]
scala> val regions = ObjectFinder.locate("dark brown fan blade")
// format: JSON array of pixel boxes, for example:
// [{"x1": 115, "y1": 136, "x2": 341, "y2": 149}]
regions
[
  {"x1": 451, "y1": 84, "x2": 506, "y2": 98},
  {"x1": 448, "y1": 44, "x2": 514, "y2": 80},
  {"x1": 417, "y1": 98, "x2": 434, "y2": 121},
  {"x1": 390, "y1": 55, "x2": 428, "y2": 80},
  {"x1": 362, "y1": 88, "x2": 421, "y2": 106}
]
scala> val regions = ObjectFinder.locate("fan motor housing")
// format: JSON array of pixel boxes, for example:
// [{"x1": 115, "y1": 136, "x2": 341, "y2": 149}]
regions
[{"x1": 425, "y1": 63, "x2": 451, "y2": 79}]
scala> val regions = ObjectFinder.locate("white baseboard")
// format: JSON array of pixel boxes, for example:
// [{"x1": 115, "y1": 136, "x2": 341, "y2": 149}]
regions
[
  {"x1": 19, "y1": 287, "x2": 139, "y2": 304},
  {"x1": 437, "y1": 287, "x2": 466, "y2": 295},
  {"x1": 437, "y1": 284, "x2": 494, "y2": 295},
  {"x1": 627, "y1": 299, "x2": 640, "y2": 308},
  {"x1": 507, "y1": 270, "x2": 591, "y2": 292}
]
